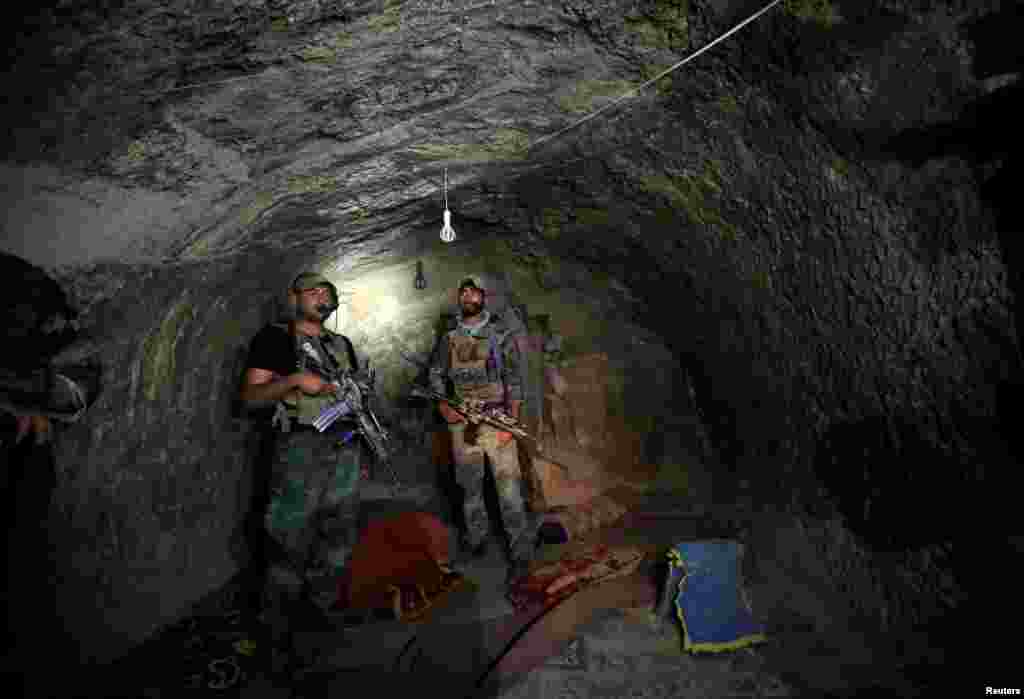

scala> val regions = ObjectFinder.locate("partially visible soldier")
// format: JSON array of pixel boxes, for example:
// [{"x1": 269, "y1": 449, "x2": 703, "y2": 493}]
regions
[
  {"x1": 239, "y1": 272, "x2": 365, "y2": 642},
  {"x1": 428, "y1": 275, "x2": 537, "y2": 585},
  {"x1": 1, "y1": 252, "x2": 96, "y2": 695}
]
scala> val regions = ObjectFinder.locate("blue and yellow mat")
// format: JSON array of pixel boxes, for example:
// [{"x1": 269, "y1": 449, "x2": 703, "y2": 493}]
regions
[{"x1": 669, "y1": 540, "x2": 767, "y2": 653}]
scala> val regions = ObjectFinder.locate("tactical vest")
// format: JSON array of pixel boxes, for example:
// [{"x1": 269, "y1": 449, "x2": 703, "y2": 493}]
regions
[
  {"x1": 446, "y1": 313, "x2": 510, "y2": 406},
  {"x1": 272, "y1": 322, "x2": 357, "y2": 426}
]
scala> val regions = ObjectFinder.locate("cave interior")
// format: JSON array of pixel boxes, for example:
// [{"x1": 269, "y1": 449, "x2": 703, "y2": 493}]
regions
[{"x1": 2, "y1": 0, "x2": 1022, "y2": 697}]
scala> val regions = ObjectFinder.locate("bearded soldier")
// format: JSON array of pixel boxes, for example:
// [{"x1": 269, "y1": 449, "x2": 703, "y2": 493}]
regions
[
  {"x1": 429, "y1": 275, "x2": 536, "y2": 584},
  {"x1": 240, "y1": 272, "x2": 365, "y2": 634}
]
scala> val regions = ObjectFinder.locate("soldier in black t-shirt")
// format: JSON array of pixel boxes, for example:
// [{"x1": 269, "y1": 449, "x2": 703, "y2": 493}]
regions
[{"x1": 240, "y1": 272, "x2": 363, "y2": 643}]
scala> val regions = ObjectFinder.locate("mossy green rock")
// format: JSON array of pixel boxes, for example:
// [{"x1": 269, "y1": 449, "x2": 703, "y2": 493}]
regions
[
  {"x1": 717, "y1": 94, "x2": 740, "y2": 115},
  {"x1": 782, "y1": 0, "x2": 842, "y2": 27},
  {"x1": 141, "y1": 296, "x2": 194, "y2": 402},
  {"x1": 650, "y1": 462, "x2": 690, "y2": 495},
  {"x1": 288, "y1": 175, "x2": 337, "y2": 194},
  {"x1": 240, "y1": 192, "x2": 275, "y2": 226},
  {"x1": 299, "y1": 46, "x2": 337, "y2": 63},
  {"x1": 409, "y1": 128, "x2": 530, "y2": 162},
  {"x1": 126, "y1": 140, "x2": 146, "y2": 161},
  {"x1": 558, "y1": 80, "x2": 636, "y2": 113},
  {"x1": 367, "y1": 3, "x2": 401, "y2": 34},
  {"x1": 574, "y1": 208, "x2": 610, "y2": 226},
  {"x1": 541, "y1": 208, "x2": 563, "y2": 239},
  {"x1": 640, "y1": 171, "x2": 738, "y2": 244},
  {"x1": 625, "y1": 0, "x2": 689, "y2": 51},
  {"x1": 640, "y1": 65, "x2": 674, "y2": 96}
]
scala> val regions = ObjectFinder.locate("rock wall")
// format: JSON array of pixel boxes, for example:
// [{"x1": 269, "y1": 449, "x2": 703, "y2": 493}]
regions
[{"x1": 41, "y1": 256, "x2": 282, "y2": 662}]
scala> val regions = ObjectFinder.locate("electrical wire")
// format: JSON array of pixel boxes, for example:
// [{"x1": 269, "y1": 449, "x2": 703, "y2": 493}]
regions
[{"x1": 528, "y1": 0, "x2": 784, "y2": 153}]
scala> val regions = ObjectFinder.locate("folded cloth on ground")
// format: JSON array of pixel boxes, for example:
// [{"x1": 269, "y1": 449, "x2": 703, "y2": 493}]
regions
[
  {"x1": 669, "y1": 540, "x2": 766, "y2": 653},
  {"x1": 339, "y1": 511, "x2": 467, "y2": 622},
  {"x1": 506, "y1": 544, "x2": 644, "y2": 611},
  {"x1": 538, "y1": 494, "x2": 628, "y2": 544}
]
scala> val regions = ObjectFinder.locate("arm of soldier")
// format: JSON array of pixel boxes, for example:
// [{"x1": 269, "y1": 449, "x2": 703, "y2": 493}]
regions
[
  {"x1": 239, "y1": 368, "x2": 299, "y2": 410},
  {"x1": 428, "y1": 334, "x2": 463, "y2": 423},
  {"x1": 501, "y1": 330, "x2": 525, "y2": 421},
  {"x1": 239, "y1": 369, "x2": 337, "y2": 409},
  {"x1": 492, "y1": 331, "x2": 524, "y2": 445},
  {"x1": 427, "y1": 333, "x2": 449, "y2": 396},
  {"x1": 507, "y1": 399, "x2": 523, "y2": 422}
]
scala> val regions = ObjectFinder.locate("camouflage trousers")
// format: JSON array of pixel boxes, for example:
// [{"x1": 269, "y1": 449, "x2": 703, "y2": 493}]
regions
[
  {"x1": 263, "y1": 428, "x2": 361, "y2": 604},
  {"x1": 449, "y1": 422, "x2": 537, "y2": 562}
]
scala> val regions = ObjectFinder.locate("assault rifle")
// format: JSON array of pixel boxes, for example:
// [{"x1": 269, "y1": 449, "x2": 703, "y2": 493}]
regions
[
  {"x1": 408, "y1": 385, "x2": 556, "y2": 463},
  {"x1": 311, "y1": 362, "x2": 403, "y2": 491},
  {"x1": 409, "y1": 385, "x2": 576, "y2": 515}
]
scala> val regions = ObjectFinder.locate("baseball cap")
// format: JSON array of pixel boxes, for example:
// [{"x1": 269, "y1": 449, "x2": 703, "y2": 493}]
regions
[
  {"x1": 457, "y1": 275, "x2": 486, "y2": 295},
  {"x1": 291, "y1": 272, "x2": 339, "y2": 304}
]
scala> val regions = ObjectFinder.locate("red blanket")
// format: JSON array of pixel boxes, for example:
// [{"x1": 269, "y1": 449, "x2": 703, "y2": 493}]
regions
[{"x1": 338, "y1": 511, "x2": 464, "y2": 622}]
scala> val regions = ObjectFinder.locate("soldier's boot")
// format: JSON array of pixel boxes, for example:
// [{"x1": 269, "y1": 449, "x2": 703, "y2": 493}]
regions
[
  {"x1": 261, "y1": 565, "x2": 304, "y2": 677},
  {"x1": 304, "y1": 564, "x2": 344, "y2": 616},
  {"x1": 505, "y1": 536, "x2": 538, "y2": 586},
  {"x1": 454, "y1": 488, "x2": 491, "y2": 566},
  {"x1": 505, "y1": 517, "x2": 541, "y2": 587},
  {"x1": 505, "y1": 556, "x2": 531, "y2": 587},
  {"x1": 304, "y1": 532, "x2": 352, "y2": 615},
  {"x1": 306, "y1": 501, "x2": 358, "y2": 614}
]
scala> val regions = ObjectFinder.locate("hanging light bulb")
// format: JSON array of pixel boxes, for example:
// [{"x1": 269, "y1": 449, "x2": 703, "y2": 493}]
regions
[
  {"x1": 440, "y1": 167, "x2": 456, "y2": 243},
  {"x1": 441, "y1": 209, "x2": 456, "y2": 243},
  {"x1": 414, "y1": 260, "x2": 427, "y2": 290}
]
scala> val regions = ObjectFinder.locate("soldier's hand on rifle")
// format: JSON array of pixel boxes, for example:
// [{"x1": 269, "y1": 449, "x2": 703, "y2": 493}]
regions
[
  {"x1": 292, "y1": 372, "x2": 338, "y2": 396},
  {"x1": 498, "y1": 399, "x2": 522, "y2": 446},
  {"x1": 438, "y1": 401, "x2": 466, "y2": 424}
]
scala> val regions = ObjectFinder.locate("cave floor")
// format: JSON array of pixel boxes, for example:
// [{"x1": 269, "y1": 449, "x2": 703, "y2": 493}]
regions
[{"x1": 97, "y1": 485, "x2": 950, "y2": 699}]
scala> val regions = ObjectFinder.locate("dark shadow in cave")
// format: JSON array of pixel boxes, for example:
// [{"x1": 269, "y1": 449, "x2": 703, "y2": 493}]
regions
[
  {"x1": 746, "y1": 0, "x2": 909, "y2": 77},
  {"x1": 0, "y1": 253, "x2": 90, "y2": 694},
  {"x1": 679, "y1": 349, "x2": 741, "y2": 473},
  {"x1": 855, "y1": 8, "x2": 1024, "y2": 263},
  {"x1": 854, "y1": 7, "x2": 1024, "y2": 515},
  {"x1": 0, "y1": 251, "x2": 80, "y2": 367},
  {"x1": 813, "y1": 414, "x2": 980, "y2": 551}
]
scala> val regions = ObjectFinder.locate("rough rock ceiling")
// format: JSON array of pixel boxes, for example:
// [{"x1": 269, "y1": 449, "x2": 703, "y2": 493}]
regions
[{"x1": 3, "y1": 0, "x2": 992, "y2": 269}]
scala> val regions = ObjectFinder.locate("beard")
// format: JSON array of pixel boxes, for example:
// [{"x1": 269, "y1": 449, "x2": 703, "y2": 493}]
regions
[
  {"x1": 461, "y1": 300, "x2": 483, "y2": 318},
  {"x1": 293, "y1": 300, "x2": 326, "y2": 323}
]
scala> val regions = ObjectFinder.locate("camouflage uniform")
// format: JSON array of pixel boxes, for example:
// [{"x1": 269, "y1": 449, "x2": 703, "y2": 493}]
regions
[
  {"x1": 428, "y1": 307, "x2": 536, "y2": 564},
  {"x1": 263, "y1": 323, "x2": 363, "y2": 610}
]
